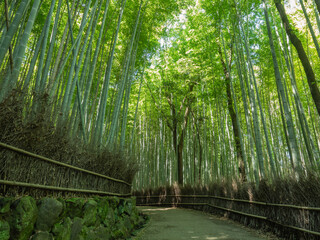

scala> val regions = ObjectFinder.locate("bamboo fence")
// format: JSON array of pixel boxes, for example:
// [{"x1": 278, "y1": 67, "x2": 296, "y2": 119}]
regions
[
  {"x1": 0, "y1": 142, "x2": 132, "y2": 197},
  {"x1": 136, "y1": 194, "x2": 320, "y2": 237}
]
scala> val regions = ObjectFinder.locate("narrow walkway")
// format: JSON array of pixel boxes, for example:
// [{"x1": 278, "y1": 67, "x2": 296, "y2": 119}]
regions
[{"x1": 135, "y1": 207, "x2": 276, "y2": 240}]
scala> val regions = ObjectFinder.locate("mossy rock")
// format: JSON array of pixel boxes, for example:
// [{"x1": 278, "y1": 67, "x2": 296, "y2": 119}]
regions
[
  {"x1": 111, "y1": 221, "x2": 129, "y2": 239},
  {"x1": 0, "y1": 220, "x2": 10, "y2": 240},
  {"x1": 36, "y1": 198, "x2": 63, "y2": 231},
  {"x1": 52, "y1": 217, "x2": 72, "y2": 240},
  {"x1": 130, "y1": 213, "x2": 140, "y2": 228},
  {"x1": 70, "y1": 217, "x2": 83, "y2": 240},
  {"x1": 78, "y1": 225, "x2": 89, "y2": 240},
  {"x1": 117, "y1": 205, "x2": 125, "y2": 216},
  {"x1": 137, "y1": 214, "x2": 148, "y2": 228},
  {"x1": 9, "y1": 196, "x2": 38, "y2": 240},
  {"x1": 112, "y1": 215, "x2": 133, "y2": 239},
  {"x1": 96, "y1": 198, "x2": 109, "y2": 222},
  {"x1": 108, "y1": 197, "x2": 120, "y2": 209},
  {"x1": 105, "y1": 209, "x2": 115, "y2": 227},
  {"x1": 123, "y1": 199, "x2": 134, "y2": 215},
  {"x1": 122, "y1": 215, "x2": 133, "y2": 233},
  {"x1": 83, "y1": 200, "x2": 98, "y2": 227},
  {"x1": 78, "y1": 225, "x2": 111, "y2": 240},
  {"x1": 55, "y1": 198, "x2": 67, "y2": 221},
  {"x1": 93, "y1": 225, "x2": 111, "y2": 239},
  {"x1": 65, "y1": 198, "x2": 85, "y2": 219},
  {"x1": 0, "y1": 198, "x2": 14, "y2": 214},
  {"x1": 30, "y1": 231, "x2": 53, "y2": 240}
]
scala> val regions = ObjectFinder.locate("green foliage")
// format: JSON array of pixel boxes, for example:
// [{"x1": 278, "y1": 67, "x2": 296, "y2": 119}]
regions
[{"x1": 0, "y1": 0, "x2": 320, "y2": 190}]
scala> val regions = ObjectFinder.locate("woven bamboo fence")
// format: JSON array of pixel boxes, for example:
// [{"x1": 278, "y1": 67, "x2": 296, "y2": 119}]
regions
[{"x1": 0, "y1": 142, "x2": 132, "y2": 198}]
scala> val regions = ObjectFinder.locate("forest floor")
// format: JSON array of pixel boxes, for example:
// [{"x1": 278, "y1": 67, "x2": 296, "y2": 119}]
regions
[{"x1": 133, "y1": 207, "x2": 280, "y2": 240}]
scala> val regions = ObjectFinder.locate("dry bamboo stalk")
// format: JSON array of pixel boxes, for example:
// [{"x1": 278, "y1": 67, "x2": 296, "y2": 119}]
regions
[{"x1": 0, "y1": 180, "x2": 131, "y2": 197}]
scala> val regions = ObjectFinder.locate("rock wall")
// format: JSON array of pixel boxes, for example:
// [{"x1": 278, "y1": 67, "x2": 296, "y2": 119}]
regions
[{"x1": 0, "y1": 196, "x2": 146, "y2": 240}]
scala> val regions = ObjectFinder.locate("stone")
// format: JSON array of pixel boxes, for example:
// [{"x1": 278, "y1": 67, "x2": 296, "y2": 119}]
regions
[
  {"x1": 0, "y1": 196, "x2": 140, "y2": 240},
  {"x1": 66, "y1": 198, "x2": 85, "y2": 219},
  {"x1": 83, "y1": 229, "x2": 96, "y2": 240},
  {"x1": 112, "y1": 222, "x2": 128, "y2": 240},
  {"x1": 70, "y1": 217, "x2": 83, "y2": 240},
  {"x1": 83, "y1": 200, "x2": 98, "y2": 227},
  {"x1": 0, "y1": 220, "x2": 10, "y2": 240},
  {"x1": 124, "y1": 199, "x2": 133, "y2": 215},
  {"x1": 96, "y1": 198, "x2": 109, "y2": 222},
  {"x1": 30, "y1": 232, "x2": 53, "y2": 240},
  {"x1": 111, "y1": 215, "x2": 132, "y2": 239},
  {"x1": 36, "y1": 198, "x2": 63, "y2": 231},
  {"x1": 80, "y1": 225, "x2": 111, "y2": 240},
  {"x1": 123, "y1": 215, "x2": 133, "y2": 232},
  {"x1": 108, "y1": 197, "x2": 119, "y2": 209},
  {"x1": 104, "y1": 208, "x2": 115, "y2": 227},
  {"x1": 9, "y1": 196, "x2": 38, "y2": 240},
  {"x1": 93, "y1": 225, "x2": 111, "y2": 240},
  {"x1": 52, "y1": 217, "x2": 72, "y2": 240},
  {"x1": 0, "y1": 198, "x2": 13, "y2": 214}
]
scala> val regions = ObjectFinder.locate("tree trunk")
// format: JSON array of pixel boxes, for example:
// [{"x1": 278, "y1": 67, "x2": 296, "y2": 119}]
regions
[
  {"x1": 0, "y1": 0, "x2": 40, "y2": 102},
  {"x1": 0, "y1": 0, "x2": 31, "y2": 66},
  {"x1": 218, "y1": 42, "x2": 246, "y2": 182},
  {"x1": 274, "y1": 0, "x2": 320, "y2": 117},
  {"x1": 263, "y1": 0, "x2": 301, "y2": 172},
  {"x1": 299, "y1": 0, "x2": 320, "y2": 59},
  {"x1": 314, "y1": 0, "x2": 320, "y2": 14},
  {"x1": 4, "y1": 0, "x2": 14, "y2": 73},
  {"x1": 178, "y1": 132, "x2": 184, "y2": 185}
]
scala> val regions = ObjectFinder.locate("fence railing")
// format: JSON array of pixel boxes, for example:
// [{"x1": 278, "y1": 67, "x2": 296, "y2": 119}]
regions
[
  {"x1": 136, "y1": 194, "x2": 320, "y2": 211},
  {"x1": 136, "y1": 194, "x2": 320, "y2": 237},
  {"x1": 0, "y1": 142, "x2": 131, "y2": 197}
]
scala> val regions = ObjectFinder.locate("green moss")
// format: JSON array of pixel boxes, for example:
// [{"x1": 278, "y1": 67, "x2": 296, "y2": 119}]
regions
[
  {"x1": 65, "y1": 198, "x2": 85, "y2": 219},
  {"x1": 0, "y1": 198, "x2": 13, "y2": 214},
  {"x1": 52, "y1": 217, "x2": 72, "y2": 240},
  {"x1": 70, "y1": 217, "x2": 83, "y2": 240},
  {"x1": 96, "y1": 198, "x2": 109, "y2": 222},
  {"x1": 30, "y1": 231, "x2": 53, "y2": 240},
  {"x1": 83, "y1": 200, "x2": 98, "y2": 227},
  {"x1": 0, "y1": 220, "x2": 10, "y2": 240},
  {"x1": 1, "y1": 196, "x2": 142, "y2": 240},
  {"x1": 9, "y1": 196, "x2": 38, "y2": 240},
  {"x1": 36, "y1": 198, "x2": 63, "y2": 231}
]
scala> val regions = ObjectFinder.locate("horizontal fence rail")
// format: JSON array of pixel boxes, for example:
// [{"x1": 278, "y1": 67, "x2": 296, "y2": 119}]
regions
[
  {"x1": 136, "y1": 194, "x2": 320, "y2": 211},
  {"x1": 0, "y1": 180, "x2": 131, "y2": 197},
  {"x1": 0, "y1": 142, "x2": 132, "y2": 197},
  {"x1": 0, "y1": 142, "x2": 131, "y2": 186},
  {"x1": 136, "y1": 195, "x2": 320, "y2": 237}
]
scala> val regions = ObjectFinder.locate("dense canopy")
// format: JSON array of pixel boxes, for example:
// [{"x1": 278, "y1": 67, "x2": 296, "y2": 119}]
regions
[{"x1": 0, "y1": 0, "x2": 319, "y2": 190}]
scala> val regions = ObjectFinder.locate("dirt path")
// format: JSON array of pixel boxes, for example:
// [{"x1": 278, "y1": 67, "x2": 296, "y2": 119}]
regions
[{"x1": 134, "y1": 207, "x2": 277, "y2": 240}]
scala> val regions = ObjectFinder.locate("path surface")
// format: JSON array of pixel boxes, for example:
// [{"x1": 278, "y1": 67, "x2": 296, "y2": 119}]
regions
[{"x1": 135, "y1": 207, "x2": 276, "y2": 240}]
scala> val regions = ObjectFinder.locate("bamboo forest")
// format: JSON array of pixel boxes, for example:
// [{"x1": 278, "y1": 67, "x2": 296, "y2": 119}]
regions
[{"x1": 1, "y1": 0, "x2": 320, "y2": 239}]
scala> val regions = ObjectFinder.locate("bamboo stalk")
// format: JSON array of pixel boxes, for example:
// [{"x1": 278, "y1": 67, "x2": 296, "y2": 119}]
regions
[
  {"x1": 0, "y1": 142, "x2": 131, "y2": 186},
  {"x1": 0, "y1": 180, "x2": 131, "y2": 197},
  {"x1": 4, "y1": 0, "x2": 14, "y2": 73}
]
